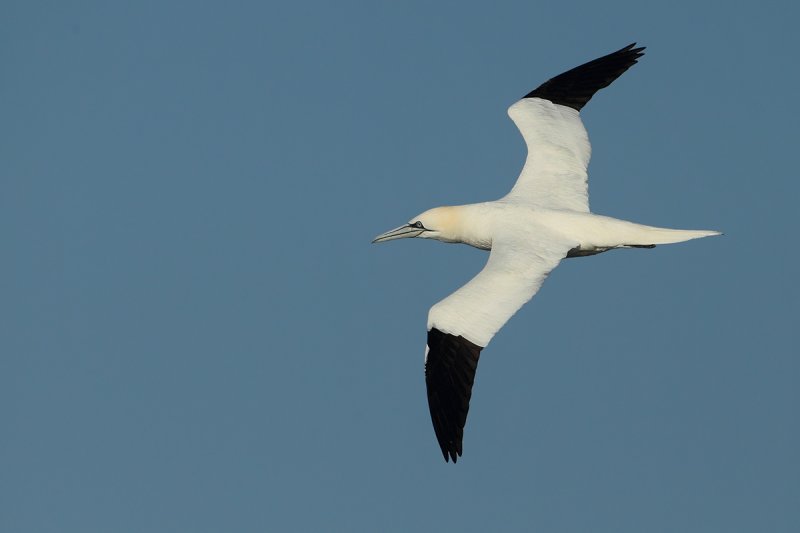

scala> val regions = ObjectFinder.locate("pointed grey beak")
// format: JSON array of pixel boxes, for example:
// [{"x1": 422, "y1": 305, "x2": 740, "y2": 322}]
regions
[{"x1": 372, "y1": 224, "x2": 425, "y2": 244}]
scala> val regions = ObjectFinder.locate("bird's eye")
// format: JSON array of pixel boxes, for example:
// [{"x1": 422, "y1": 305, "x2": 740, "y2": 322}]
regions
[{"x1": 413, "y1": 221, "x2": 424, "y2": 229}]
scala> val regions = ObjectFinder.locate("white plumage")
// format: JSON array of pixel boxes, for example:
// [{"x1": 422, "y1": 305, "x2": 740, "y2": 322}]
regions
[
  {"x1": 373, "y1": 43, "x2": 719, "y2": 463},
  {"x1": 429, "y1": 215, "x2": 569, "y2": 347},
  {"x1": 506, "y1": 99, "x2": 591, "y2": 211}
]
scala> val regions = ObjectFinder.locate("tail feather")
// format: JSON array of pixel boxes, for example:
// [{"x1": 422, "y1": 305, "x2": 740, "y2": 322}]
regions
[
  {"x1": 635, "y1": 227, "x2": 721, "y2": 246},
  {"x1": 563, "y1": 213, "x2": 721, "y2": 252}
]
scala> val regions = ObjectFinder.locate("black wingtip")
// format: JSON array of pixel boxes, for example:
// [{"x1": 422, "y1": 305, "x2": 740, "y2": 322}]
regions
[
  {"x1": 523, "y1": 42, "x2": 646, "y2": 111},
  {"x1": 425, "y1": 328, "x2": 482, "y2": 464},
  {"x1": 442, "y1": 447, "x2": 460, "y2": 463}
]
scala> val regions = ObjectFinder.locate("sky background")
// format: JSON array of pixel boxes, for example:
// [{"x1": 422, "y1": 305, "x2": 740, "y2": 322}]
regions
[{"x1": 2, "y1": 1, "x2": 798, "y2": 532}]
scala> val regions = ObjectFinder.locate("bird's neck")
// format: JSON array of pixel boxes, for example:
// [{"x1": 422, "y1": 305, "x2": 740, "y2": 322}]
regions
[{"x1": 432, "y1": 204, "x2": 494, "y2": 250}]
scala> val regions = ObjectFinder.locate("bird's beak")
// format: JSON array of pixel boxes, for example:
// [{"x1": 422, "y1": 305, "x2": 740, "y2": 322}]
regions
[{"x1": 372, "y1": 224, "x2": 424, "y2": 244}]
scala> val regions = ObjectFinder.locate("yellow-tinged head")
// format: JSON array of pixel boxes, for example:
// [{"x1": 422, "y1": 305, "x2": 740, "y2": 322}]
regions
[{"x1": 372, "y1": 206, "x2": 463, "y2": 244}]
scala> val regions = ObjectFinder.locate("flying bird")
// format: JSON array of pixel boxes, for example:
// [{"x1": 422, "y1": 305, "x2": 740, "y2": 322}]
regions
[{"x1": 372, "y1": 43, "x2": 719, "y2": 463}]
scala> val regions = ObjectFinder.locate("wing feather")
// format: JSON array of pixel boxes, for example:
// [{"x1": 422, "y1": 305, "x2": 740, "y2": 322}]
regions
[
  {"x1": 523, "y1": 43, "x2": 645, "y2": 111},
  {"x1": 425, "y1": 329, "x2": 481, "y2": 463},
  {"x1": 424, "y1": 233, "x2": 573, "y2": 461},
  {"x1": 504, "y1": 44, "x2": 645, "y2": 211},
  {"x1": 506, "y1": 99, "x2": 591, "y2": 211}
]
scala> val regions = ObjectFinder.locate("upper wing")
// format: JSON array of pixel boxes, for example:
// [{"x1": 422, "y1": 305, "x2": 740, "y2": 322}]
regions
[
  {"x1": 424, "y1": 232, "x2": 574, "y2": 462},
  {"x1": 504, "y1": 43, "x2": 645, "y2": 211},
  {"x1": 505, "y1": 99, "x2": 591, "y2": 211}
]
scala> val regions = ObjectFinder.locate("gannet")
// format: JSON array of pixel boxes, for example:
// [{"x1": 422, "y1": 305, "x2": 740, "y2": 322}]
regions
[{"x1": 372, "y1": 43, "x2": 720, "y2": 463}]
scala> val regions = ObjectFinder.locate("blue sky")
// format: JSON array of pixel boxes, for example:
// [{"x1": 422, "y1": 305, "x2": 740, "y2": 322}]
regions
[{"x1": 2, "y1": 1, "x2": 798, "y2": 531}]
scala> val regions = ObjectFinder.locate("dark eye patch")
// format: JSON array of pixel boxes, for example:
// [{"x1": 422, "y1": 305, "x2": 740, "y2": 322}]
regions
[{"x1": 412, "y1": 221, "x2": 424, "y2": 229}]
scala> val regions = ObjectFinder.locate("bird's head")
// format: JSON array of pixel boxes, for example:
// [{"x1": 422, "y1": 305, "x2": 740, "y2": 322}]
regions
[{"x1": 372, "y1": 206, "x2": 461, "y2": 244}]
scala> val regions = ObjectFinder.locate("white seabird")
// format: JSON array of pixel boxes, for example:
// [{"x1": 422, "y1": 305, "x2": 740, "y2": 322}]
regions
[{"x1": 372, "y1": 43, "x2": 720, "y2": 463}]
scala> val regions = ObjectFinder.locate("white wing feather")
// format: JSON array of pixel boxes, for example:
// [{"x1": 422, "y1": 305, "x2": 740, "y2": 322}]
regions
[
  {"x1": 427, "y1": 230, "x2": 574, "y2": 347},
  {"x1": 504, "y1": 98, "x2": 591, "y2": 212}
]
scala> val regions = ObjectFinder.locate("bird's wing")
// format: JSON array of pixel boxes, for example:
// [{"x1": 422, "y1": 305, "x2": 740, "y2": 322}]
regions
[
  {"x1": 424, "y1": 231, "x2": 574, "y2": 462},
  {"x1": 504, "y1": 43, "x2": 645, "y2": 212}
]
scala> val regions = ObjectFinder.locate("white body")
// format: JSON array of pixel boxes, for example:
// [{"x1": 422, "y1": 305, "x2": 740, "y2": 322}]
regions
[{"x1": 426, "y1": 201, "x2": 717, "y2": 252}]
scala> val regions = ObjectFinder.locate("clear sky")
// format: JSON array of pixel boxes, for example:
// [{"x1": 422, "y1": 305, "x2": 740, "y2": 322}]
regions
[{"x1": 2, "y1": 1, "x2": 798, "y2": 532}]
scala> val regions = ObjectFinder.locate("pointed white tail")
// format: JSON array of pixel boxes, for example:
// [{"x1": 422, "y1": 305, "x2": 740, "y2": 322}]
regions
[
  {"x1": 633, "y1": 227, "x2": 721, "y2": 245},
  {"x1": 553, "y1": 212, "x2": 722, "y2": 250}
]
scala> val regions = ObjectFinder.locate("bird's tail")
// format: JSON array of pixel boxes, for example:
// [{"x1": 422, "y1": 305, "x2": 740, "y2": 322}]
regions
[
  {"x1": 626, "y1": 226, "x2": 721, "y2": 246},
  {"x1": 564, "y1": 213, "x2": 721, "y2": 251}
]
